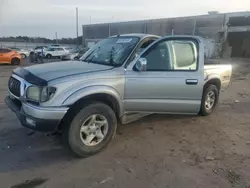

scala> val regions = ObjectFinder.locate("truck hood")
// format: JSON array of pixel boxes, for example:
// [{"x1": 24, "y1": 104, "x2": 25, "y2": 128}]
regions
[{"x1": 18, "y1": 61, "x2": 113, "y2": 81}]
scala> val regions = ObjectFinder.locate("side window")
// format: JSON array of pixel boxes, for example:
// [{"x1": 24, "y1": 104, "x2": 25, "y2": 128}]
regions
[
  {"x1": 135, "y1": 39, "x2": 156, "y2": 57},
  {"x1": 171, "y1": 41, "x2": 197, "y2": 70},
  {"x1": 48, "y1": 48, "x2": 55, "y2": 51},
  {"x1": 129, "y1": 38, "x2": 157, "y2": 64},
  {"x1": 141, "y1": 39, "x2": 197, "y2": 71},
  {"x1": 141, "y1": 41, "x2": 171, "y2": 71}
]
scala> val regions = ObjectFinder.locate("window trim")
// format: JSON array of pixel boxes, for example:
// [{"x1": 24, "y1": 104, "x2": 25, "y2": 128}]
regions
[
  {"x1": 124, "y1": 36, "x2": 159, "y2": 68},
  {"x1": 134, "y1": 37, "x2": 199, "y2": 72}
]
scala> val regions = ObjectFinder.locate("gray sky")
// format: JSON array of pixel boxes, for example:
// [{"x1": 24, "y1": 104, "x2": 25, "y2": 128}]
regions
[{"x1": 0, "y1": 0, "x2": 250, "y2": 38}]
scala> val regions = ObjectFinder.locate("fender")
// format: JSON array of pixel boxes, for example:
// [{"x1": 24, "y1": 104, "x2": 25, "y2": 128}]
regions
[
  {"x1": 205, "y1": 74, "x2": 221, "y2": 84},
  {"x1": 62, "y1": 85, "x2": 124, "y2": 116}
]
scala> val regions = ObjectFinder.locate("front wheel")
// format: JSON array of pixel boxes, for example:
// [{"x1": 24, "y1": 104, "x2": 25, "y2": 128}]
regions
[
  {"x1": 200, "y1": 84, "x2": 219, "y2": 116},
  {"x1": 11, "y1": 58, "x2": 20, "y2": 65},
  {"x1": 64, "y1": 102, "x2": 117, "y2": 157}
]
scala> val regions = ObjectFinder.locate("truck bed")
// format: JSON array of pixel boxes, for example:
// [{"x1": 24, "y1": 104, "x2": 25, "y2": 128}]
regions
[{"x1": 204, "y1": 59, "x2": 232, "y2": 89}]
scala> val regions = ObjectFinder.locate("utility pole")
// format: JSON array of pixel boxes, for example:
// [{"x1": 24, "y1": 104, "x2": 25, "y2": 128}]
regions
[
  {"x1": 76, "y1": 7, "x2": 79, "y2": 47},
  {"x1": 55, "y1": 32, "x2": 58, "y2": 44},
  {"x1": 108, "y1": 23, "x2": 111, "y2": 37}
]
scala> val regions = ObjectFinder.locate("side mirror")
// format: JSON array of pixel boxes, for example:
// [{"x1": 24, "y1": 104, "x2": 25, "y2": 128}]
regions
[{"x1": 135, "y1": 58, "x2": 147, "y2": 71}]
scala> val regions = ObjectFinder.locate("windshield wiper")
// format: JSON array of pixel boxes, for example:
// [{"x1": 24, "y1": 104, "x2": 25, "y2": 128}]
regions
[
  {"x1": 82, "y1": 47, "x2": 100, "y2": 63},
  {"x1": 109, "y1": 47, "x2": 115, "y2": 65}
]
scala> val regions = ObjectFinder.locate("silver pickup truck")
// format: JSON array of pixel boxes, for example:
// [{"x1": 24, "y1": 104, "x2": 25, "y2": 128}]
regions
[{"x1": 5, "y1": 34, "x2": 232, "y2": 157}]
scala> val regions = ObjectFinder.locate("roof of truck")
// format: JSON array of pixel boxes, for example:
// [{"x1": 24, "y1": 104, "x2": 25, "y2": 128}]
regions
[{"x1": 110, "y1": 33, "x2": 160, "y2": 39}]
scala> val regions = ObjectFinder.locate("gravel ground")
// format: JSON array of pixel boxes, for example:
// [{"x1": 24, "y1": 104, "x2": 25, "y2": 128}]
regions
[{"x1": 0, "y1": 58, "x2": 250, "y2": 188}]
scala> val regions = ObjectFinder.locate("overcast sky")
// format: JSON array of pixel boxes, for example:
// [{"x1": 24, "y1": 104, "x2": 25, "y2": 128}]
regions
[{"x1": 0, "y1": 0, "x2": 250, "y2": 38}]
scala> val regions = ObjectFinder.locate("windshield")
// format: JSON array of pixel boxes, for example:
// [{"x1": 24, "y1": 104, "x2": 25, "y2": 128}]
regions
[{"x1": 80, "y1": 37, "x2": 139, "y2": 67}]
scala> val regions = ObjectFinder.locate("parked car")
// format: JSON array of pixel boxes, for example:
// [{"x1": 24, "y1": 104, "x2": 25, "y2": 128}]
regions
[
  {"x1": 8, "y1": 47, "x2": 30, "y2": 59},
  {"x1": 61, "y1": 48, "x2": 89, "y2": 61},
  {"x1": 0, "y1": 48, "x2": 22, "y2": 65},
  {"x1": 31, "y1": 46, "x2": 48, "y2": 55},
  {"x1": 44, "y1": 47, "x2": 69, "y2": 58},
  {"x1": 5, "y1": 34, "x2": 232, "y2": 157}
]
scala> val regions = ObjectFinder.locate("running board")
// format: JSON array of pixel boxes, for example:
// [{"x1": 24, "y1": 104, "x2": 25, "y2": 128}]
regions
[{"x1": 121, "y1": 113, "x2": 151, "y2": 124}]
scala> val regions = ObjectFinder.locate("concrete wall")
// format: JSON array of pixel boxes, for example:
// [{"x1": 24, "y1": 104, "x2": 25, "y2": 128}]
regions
[
  {"x1": 82, "y1": 14, "x2": 225, "y2": 40},
  {"x1": 82, "y1": 11, "x2": 250, "y2": 58}
]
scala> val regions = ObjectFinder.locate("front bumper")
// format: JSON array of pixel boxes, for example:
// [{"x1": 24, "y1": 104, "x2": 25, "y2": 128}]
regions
[{"x1": 5, "y1": 96, "x2": 68, "y2": 132}]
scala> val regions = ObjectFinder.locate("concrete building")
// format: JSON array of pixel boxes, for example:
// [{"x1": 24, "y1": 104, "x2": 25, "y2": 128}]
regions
[{"x1": 82, "y1": 11, "x2": 250, "y2": 58}]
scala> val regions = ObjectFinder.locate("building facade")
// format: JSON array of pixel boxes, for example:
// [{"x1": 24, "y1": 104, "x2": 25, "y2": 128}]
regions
[{"x1": 82, "y1": 11, "x2": 250, "y2": 58}]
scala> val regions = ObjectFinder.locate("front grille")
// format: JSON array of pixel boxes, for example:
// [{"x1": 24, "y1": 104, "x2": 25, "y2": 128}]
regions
[{"x1": 8, "y1": 77, "x2": 21, "y2": 97}]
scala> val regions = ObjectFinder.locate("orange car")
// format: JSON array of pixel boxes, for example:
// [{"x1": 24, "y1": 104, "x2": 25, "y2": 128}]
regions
[{"x1": 0, "y1": 48, "x2": 22, "y2": 65}]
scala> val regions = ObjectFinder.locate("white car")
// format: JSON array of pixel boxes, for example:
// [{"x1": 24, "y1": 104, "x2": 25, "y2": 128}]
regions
[{"x1": 44, "y1": 47, "x2": 69, "y2": 58}]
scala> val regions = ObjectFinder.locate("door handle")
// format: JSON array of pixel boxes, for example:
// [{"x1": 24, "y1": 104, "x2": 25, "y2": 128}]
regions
[{"x1": 186, "y1": 79, "x2": 198, "y2": 85}]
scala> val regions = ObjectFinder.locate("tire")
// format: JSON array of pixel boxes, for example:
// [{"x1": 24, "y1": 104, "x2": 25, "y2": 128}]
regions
[
  {"x1": 46, "y1": 54, "x2": 52, "y2": 59},
  {"x1": 20, "y1": 53, "x2": 26, "y2": 59},
  {"x1": 200, "y1": 84, "x2": 219, "y2": 116},
  {"x1": 64, "y1": 102, "x2": 117, "y2": 157},
  {"x1": 11, "y1": 58, "x2": 20, "y2": 65}
]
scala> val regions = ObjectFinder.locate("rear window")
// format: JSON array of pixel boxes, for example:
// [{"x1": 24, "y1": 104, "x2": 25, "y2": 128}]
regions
[
  {"x1": 0, "y1": 48, "x2": 11, "y2": 53},
  {"x1": 10, "y1": 47, "x2": 20, "y2": 50},
  {"x1": 47, "y1": 48, "x2": 55, "y2": 51}
]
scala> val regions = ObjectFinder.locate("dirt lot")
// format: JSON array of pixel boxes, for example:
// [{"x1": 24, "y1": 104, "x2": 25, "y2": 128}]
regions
[{"x1": 0, "y1": 59, "x2": 250, "y2": 188}]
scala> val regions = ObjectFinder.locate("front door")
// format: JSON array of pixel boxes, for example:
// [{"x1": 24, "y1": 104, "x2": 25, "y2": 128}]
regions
[{"x1": 124, "y1": 36, "x2": 204, "y2": 114}]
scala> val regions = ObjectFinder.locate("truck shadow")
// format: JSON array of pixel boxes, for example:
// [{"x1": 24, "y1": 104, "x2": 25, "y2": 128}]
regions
[
  {"x1": 1, "y1": 106, "x2": 244, "y2": 173},
  {"x1": 0, "y1": 127, "x2": 74, "y2": 173},
  {"x1": 0, "y1": 113, "x2": 198, "y2": 173}
]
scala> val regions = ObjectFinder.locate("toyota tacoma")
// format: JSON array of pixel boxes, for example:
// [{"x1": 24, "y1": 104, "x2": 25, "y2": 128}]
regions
[{"x1": 5, "y1": 34, "x2": 232, "y2": 157}]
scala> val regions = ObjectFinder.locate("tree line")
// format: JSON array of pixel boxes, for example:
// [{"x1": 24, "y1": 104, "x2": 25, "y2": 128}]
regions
[{"x1": 0, "y1": 36, "x2": 82, "y2": 44}]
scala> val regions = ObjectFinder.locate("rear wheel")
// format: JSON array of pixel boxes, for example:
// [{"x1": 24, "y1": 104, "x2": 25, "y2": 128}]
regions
[
  {"x1": 200, "y1": 84, "x2": 219, "y2": 116},
  {"x1": 11, "y1": 58, "x2": 20, "y2": 65},
  {"x1": 63, "y1": 102, "x2": 117, "y2": 157},
  {"x1": 46, "y1": 54, "x2": 52, "y2": 59},
  {"x1": 20, "y1": 53, "x2": 26, "y2": 59}
]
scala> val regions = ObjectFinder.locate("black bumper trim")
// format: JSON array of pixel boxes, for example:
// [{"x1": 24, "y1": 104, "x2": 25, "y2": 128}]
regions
[{"x1": 5, "y1": 96, "x2": 59, "y2": 132}]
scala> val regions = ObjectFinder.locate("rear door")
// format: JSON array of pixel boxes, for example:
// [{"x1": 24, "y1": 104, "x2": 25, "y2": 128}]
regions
[
  {"x1": 57, "y1": 48, "x2": 65, "y2": 56},
  {"x1": 124, "y1": 36, "x2": 204, "y2": 114}
]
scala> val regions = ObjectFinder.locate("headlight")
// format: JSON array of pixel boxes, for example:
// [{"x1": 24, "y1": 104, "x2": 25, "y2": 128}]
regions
[
  {"x1": 26, "y1": 86, "x2": 56, "y2": 102},
  {"x1": 26, "y1": 86, "x2": 40, "y2": 101}
]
